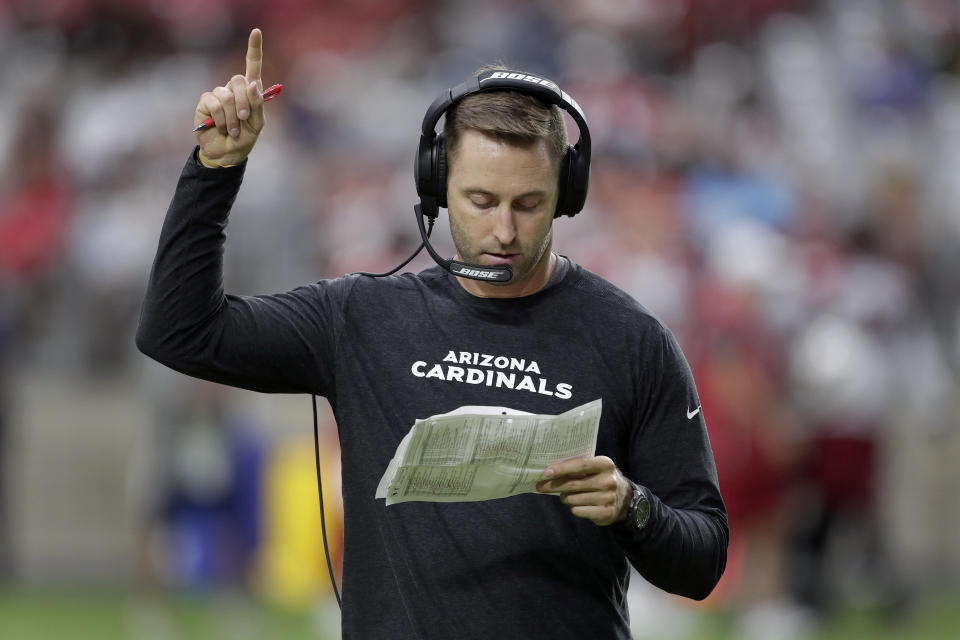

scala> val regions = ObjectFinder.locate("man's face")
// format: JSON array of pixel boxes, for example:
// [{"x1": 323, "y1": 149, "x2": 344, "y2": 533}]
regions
[{"x1": 446, "y1": 129, "x2": 559, "y2": 294}]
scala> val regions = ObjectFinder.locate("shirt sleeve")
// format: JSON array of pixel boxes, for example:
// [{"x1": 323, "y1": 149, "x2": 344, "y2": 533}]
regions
[
  {"x1": 611, "y1": 322, "x2": 729, "y2": 600},
  {"x1": 136, "y1": 147, "x2": 349, "y2": 397}
]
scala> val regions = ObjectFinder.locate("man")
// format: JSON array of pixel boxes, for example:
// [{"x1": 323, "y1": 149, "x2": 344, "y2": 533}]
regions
[{"x1": 138, "y1": 28, "x2": 727, "y2": 639}]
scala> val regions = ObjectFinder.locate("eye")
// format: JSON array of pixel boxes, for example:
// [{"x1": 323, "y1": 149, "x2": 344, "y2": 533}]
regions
[
  {"x1": 514, "y1": 198, "x2": 542, "y2": 212},
  {"x1": 469, "y1": 195, "x2": 495, "y2": 209}
]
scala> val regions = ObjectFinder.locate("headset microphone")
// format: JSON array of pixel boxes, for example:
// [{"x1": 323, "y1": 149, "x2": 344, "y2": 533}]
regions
[{"x1": 414, "y1": 204, "x2": 513, "y2": 282}]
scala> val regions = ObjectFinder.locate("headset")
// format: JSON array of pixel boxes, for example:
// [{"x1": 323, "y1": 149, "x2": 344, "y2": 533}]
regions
[
  {"x1": 316, "y1": 68, "x2": 592, "y2": 609},
  {"x1": 412, "y1": 68, "x2": 592, "y2": 283}
]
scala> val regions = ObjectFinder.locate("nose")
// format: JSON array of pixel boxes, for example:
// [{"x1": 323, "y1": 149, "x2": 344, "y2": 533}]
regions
[{"x1": 491, "y1": 204, "x2": 516, "y2": 247}]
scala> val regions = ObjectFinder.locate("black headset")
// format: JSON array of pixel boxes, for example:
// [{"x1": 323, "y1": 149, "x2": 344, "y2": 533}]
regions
[{"x1": 414, "y1": 69, "x2": 592, "y2": 220}]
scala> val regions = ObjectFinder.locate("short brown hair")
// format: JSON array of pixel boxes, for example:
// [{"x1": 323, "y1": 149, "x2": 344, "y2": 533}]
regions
[{"x1": 443, "y1": 67, "x2": 568, "y2": 171}]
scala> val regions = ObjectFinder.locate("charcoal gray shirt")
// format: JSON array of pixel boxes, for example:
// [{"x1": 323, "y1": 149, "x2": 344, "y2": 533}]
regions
[{"x1": 137, "y1": 149, "x2": 728, "y2": 639}]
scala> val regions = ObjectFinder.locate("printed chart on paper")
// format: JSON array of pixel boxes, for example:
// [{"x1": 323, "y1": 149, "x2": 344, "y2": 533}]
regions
[{"x1": 376, "y1": 398, "x2": 602, "y2": 505}]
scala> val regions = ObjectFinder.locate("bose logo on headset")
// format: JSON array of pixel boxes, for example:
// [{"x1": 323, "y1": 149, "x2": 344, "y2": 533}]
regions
[
  {"x1": 452, "y1": 266, "x2": 501, "y2": 279},
  {"x1": 483, "y1": 71, "x2": 560, "y2": 92}
]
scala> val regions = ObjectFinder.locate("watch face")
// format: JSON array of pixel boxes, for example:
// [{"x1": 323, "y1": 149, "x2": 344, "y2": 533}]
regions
[{"x1": 632, "y1": 489, "x2": 650, "y2": 529}]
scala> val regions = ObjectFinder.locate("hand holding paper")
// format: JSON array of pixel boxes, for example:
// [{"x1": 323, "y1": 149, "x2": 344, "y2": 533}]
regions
[{"x1": 537, "y1": 455, "x2": 633, "y2": 526}]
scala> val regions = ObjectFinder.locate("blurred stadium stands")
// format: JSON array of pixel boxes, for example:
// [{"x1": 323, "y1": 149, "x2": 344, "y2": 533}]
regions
[{"x1": 1, "y1": 1, "x2": 959, "y2": 638}]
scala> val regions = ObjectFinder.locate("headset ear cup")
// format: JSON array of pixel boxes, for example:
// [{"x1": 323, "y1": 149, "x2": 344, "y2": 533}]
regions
[
  {"x1": 554, "y1": 147, "x2": 573, "y2": 218},
  {"x1": 435, "y1": 135, "x2": 448, "y2": 209},
  {"x1": 564, "y1": 145, "x2": 589, "y2": 217},
  {"x1": 415, "y1": 135, "x2": 430, "y2": 199}
]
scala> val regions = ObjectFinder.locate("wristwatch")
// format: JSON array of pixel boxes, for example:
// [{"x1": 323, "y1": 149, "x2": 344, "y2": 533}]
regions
[{"x1": 625, "y1": 483, "x2": 651, "y2": 531}]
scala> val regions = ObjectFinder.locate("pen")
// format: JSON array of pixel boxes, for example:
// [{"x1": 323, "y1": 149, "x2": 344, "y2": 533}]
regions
[{"x1": 193, "y1": 83, "x2": 283, "y2": 132}]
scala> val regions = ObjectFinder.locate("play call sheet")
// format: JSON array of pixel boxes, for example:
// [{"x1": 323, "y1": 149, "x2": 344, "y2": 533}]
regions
[{"x1": 376, "y1": 398, "x2": 602, "y2": 505}]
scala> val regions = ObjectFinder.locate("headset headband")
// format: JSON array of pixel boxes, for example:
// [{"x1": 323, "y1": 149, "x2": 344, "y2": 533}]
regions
[{"x1": 420, "y1": 70, "x2": 590, "y2": 150}]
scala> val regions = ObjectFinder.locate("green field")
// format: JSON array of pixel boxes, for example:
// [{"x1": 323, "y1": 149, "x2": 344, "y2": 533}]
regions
[
  {"x1": 0, "y1": 591, "x2": 337, "y2": 640},
  {"x1": 0, "y1": 590, "x2": 958, "y2": 639}
]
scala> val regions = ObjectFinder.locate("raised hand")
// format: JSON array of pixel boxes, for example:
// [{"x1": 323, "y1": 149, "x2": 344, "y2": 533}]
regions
[{"x1": 194, "y1": 28, "x2": 266, "y2": 167}]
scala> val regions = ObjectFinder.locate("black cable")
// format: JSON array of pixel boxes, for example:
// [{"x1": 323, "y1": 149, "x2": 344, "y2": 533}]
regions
[
  {"x1": 313, "y1": 218, "x2": 435, "y2": 610},
  {"x1": 352, "y1": 218, "x2": 434, "y2": 278},
  {"x1": 313, "y1": 393, "x2": 342, "y2": 608}
]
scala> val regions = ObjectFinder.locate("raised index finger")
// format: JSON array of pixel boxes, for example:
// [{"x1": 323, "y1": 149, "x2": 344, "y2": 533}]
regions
[{"x1": 245, "y1": 28, "x2": 263, "y2": 89}]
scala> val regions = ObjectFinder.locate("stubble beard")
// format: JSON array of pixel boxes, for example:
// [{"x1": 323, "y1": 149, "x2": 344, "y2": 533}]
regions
[{"x1": 449, "y1": 215, "x2": 553, "y2": 286}]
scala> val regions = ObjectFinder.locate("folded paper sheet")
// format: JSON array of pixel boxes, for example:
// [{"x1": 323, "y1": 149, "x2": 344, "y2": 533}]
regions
[{"x1": 376, "y1": 398, "x2": 602, "y2": 505}]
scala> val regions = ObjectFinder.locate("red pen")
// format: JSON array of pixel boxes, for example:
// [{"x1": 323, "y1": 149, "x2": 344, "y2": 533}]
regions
[{"x1": 193, "y1": 83, "x2": 283, "y2": 132}]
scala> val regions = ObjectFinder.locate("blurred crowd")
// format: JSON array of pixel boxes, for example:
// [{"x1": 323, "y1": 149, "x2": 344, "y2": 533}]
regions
[{"x1": 1, "y1": 0, "x2": 959, "y2": 638}]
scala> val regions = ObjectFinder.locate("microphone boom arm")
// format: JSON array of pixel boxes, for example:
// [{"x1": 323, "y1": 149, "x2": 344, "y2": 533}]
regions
[{"x1": 414, "y1": 204, "x2": 513, "y2": 283}]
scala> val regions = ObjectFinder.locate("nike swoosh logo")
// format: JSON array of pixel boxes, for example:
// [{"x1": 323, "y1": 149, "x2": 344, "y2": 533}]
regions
[{"x1": 686, "y1": 406, "x2": 701, "y2": 420}]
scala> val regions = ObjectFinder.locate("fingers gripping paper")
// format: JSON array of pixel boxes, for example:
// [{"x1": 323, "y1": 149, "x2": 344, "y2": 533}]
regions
[{"x1": 376, "y1": 399, "x2": 602, "y2": 505}]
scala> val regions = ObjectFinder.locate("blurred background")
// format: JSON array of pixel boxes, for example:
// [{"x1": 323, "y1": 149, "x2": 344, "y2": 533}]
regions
[{"x1": 1, "y1": 0, "x2": 959, "y2": 638}]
